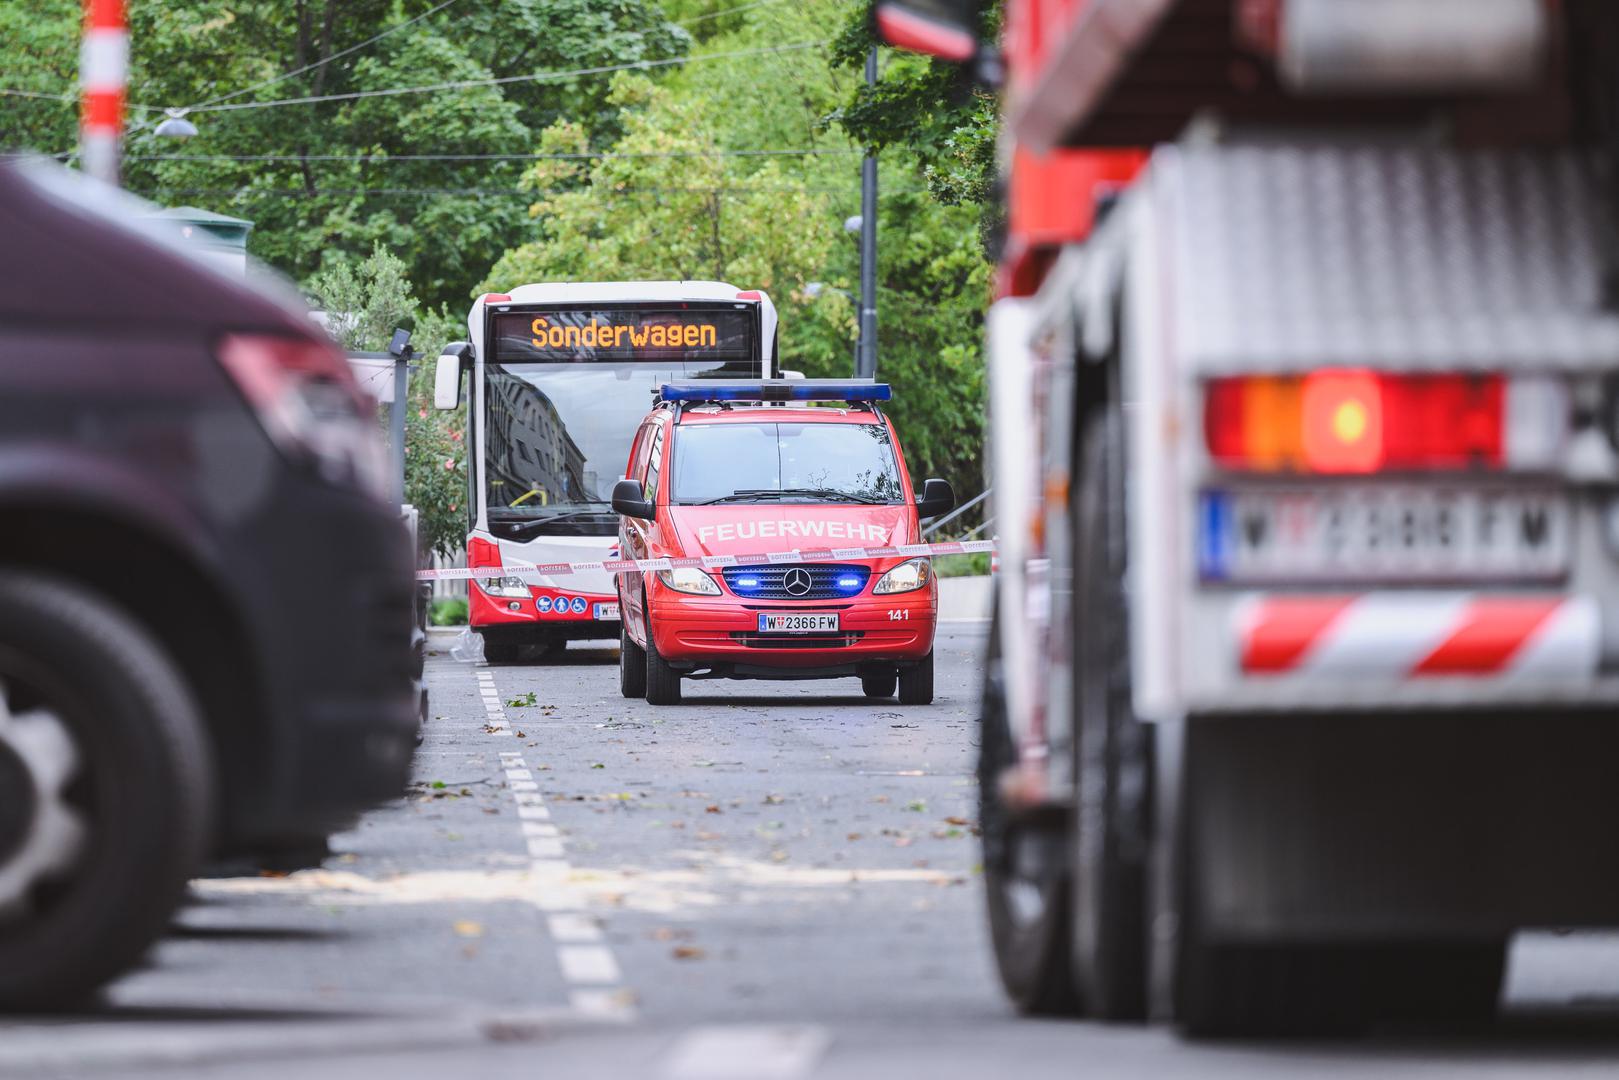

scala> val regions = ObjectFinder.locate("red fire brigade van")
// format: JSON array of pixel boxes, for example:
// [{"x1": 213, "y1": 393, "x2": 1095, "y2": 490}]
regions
[{"x1": 610, "y1": 381, "x2": 955, "y2": 705}]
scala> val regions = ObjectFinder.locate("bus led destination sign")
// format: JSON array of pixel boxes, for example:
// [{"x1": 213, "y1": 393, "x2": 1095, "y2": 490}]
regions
[{"x1": 492, "y1": 307, "x2": 753, "y2": 362}]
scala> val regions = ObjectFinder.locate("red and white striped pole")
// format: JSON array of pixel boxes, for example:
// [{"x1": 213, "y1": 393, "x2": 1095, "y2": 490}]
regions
[{"x1": 79, "y1": 0, "x2": 128, "y2": 186}]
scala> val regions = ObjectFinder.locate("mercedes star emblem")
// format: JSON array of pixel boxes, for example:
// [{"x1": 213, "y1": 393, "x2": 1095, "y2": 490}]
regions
[{"x1": 783, "y1": 567, "x2": 813, "y2": 596}]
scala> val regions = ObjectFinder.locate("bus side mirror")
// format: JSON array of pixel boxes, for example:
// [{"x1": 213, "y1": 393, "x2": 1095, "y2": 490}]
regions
[
  {"x1": 611, "y1": 478, "x2": 655, "y2": 520},
  {"x1": 917, "y1": 478, "x2": 955, "y2": 519},
  {"x1": 434, "y1": 342, "x2": 473, "y2": 410}
]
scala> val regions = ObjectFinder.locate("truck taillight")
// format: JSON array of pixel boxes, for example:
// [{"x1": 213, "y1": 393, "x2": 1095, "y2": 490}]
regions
[
  {"x1": 1205, "y1": 370, "x2": 1565, "y2": 474},
  {"x1": 217, "y1": 333, "x2": 389, "y2": 498}
]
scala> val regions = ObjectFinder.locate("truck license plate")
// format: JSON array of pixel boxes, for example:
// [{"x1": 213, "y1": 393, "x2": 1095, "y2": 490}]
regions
[
  {"x1": 758, "y1": 613, "x2": 840, "y2": 633},
  {"x1": 594, "y1": 603, "x2": 620, "y2": 621},
  {"x1": 1199, "y1": 487, "x2": 1570, "y2": 583}
]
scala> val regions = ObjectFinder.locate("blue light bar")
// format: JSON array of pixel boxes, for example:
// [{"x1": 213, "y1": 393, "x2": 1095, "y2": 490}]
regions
[{"x1": 660, "y1": 379, "x2": 891, "y2": 403}]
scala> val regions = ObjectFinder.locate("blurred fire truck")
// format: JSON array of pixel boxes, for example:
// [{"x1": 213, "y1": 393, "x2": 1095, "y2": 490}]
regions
[{"x1": 874, "y1": 0, "x2": 1619, "y2": 1035}]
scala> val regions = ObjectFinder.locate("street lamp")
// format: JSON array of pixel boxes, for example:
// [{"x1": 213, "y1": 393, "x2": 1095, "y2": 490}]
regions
[{"x1": 154, "y1": 108, "x2": 197, "y2": 139}]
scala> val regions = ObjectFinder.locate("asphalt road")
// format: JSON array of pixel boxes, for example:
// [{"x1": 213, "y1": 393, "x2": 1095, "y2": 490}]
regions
[{"x1": 8, "y1": 623, "x2": 1619, "y2": 1078}]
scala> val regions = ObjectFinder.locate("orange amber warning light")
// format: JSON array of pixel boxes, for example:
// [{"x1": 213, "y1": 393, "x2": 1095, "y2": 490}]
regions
[{"x1": 1204, "y1": 369, "x2": 1519, "y2": 473}]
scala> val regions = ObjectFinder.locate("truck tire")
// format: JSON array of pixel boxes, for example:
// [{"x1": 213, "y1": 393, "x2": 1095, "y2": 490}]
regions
[
  {"x1": 1070, "y1": 412, "x2": 1151, "y2": 1021},
  {"x1": 980, "y1": 619, "x2": 1080, "y2": 1015},
  {"x1": 0, "y1": 571, "x2": 213, "y2": 1010},
  {"x1": 897, "y1": 652, "x2": 934, "y2": 705},
  {"x1": 861, "y1": 669, "x2": 897, "y2": 699},
  {"x1": 619, "y1": 624, "x2": 646, "y2": 699},
  {"x1": 1370, "y1": 941, "x2": 1506, "y2": 1024},
  {"x1": 644, "y1": 624, "x2": 682, "y2": 705},
  {"x1": 483, "y1": 638, "x2": 520, "y2": 664}
]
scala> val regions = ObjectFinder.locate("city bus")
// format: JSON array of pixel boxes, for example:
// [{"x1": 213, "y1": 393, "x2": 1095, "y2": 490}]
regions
[{"x1": 434, "y1": 281, "x2": 778, "y2": 662}]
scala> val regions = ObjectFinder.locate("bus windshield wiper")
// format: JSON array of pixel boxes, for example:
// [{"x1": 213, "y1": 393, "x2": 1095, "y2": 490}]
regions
[{"x1": 493, "y1": 508, "x2": 617, "y2": 532}]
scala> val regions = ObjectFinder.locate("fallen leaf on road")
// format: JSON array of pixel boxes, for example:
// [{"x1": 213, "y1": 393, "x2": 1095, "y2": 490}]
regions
[
  {"x1": 846, "y1": 832, "x2": 862, "y2": 841},
  {"x1": 672, "y1": 945, "x2": 706, "y2": 961},
  {"x1": 651, "y1": 926, "x2": 694, "y2": 942},
  {"x1": 762, "y1": 794, "x2": 785, "y2": 805},
  {"x1": 705, "y1": 805, "x2": 722, "y2": 814},
  {"x1": 944, "y1": 816, "x2": 971, "y2": 826},
  {"x1": 696, "y1": 831, "x2": 722, "y2": 841},
  {"x1": 905, "y1": 800, "x2": 927, "y2": 812},
  {"x1": 872, "y1": 795, "x2": 890, "y2": 804},
  {"x1": 453, "y1": 920, "x2": 484, "y2": 938},
  {"x1": 591, "y1": 763, "x2": 605, "y2": 770}
]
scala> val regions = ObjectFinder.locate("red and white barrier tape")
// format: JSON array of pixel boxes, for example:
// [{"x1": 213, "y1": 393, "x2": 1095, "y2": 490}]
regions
[{"x1": 416, "y1": 539, "x2": 995, "y2": 582}]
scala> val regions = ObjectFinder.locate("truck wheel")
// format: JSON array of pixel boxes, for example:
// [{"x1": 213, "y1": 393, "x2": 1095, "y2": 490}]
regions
[
  {"x1": 860, "y1": 669, "x2": 897, "y2": 699},
  {"x1": 644, "y1": 624, "x2": 681, "y2": 705},
  {"x1": 897, "y1": 652, "x2": 934, "y2": 705},
  {"x1": 980, "y1": 621, "x2": 1080, "y2": 1015},
  {"x1": 619, "y1": 624, "x2": 646, "y2": 699},
  {"x1": 0, "y1": 571, "x2": 212, "y2": 1010},
  {"x1": 1069, "y1": 412, "x2": 1151, "y2": 1020},
  {"x1": 483, "y1": 639, "x2": 520, "y2": 664},
  {"x1": 1370, "y1": 941, "x2": 1506, "y2": 1023},
  {"x1": 1176, "y1": 936, "x2": 1372, "y2": 1037}
]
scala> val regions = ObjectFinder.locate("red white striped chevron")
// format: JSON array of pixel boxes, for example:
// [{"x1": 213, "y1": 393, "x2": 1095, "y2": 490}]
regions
[{"x1": 1238, "y1": 593, "x2": 1600, "y2": 678}]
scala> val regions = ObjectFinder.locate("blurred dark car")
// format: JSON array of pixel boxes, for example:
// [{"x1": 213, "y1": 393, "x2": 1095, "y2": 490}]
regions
[{"x1": 0, "y1": 159, "x2": 419, "y2": 1009}]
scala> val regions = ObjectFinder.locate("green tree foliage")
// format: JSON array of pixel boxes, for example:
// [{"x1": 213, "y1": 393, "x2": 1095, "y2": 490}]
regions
[
  {"x1": 305, "y1": 244, "x2": 467, "y2": 558},
  {"x1": 0, "y1": 0, "x2": 689, "y2": 309}
]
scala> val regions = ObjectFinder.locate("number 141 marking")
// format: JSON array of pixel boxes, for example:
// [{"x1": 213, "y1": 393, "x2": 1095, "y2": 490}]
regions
[{"x1": 888, "y1": 609, "x2": 909, "y2": 621}]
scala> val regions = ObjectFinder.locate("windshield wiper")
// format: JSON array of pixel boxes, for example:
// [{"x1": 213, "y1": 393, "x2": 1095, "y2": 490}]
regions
[
  {"x1": 494, "y1": 509, "x2": 618, "y2": 533},
  {"x1": 699, "y1": 487, "x2": 884, "y2": 505}
]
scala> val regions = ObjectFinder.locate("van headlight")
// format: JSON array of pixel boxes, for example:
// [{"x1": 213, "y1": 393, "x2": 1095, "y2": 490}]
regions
[
  {"x1": 478, "y1": 574, "x2": 531, "y2": 599},
  {"x1": 873, "y1": 558, "x2": 931, "y2": 595},
  {"x1": 658, "y1": 567, "x2": 721, "y2": 595}
]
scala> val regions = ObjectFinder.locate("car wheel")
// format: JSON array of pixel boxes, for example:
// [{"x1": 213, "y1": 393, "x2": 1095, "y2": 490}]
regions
[
  {"x1": 1070, "y1": 411, "x2": 1151, "y2": 1021},
  {"x1": 980, "y1": 626, "x2": 1080, "y2": 1015},
  {"x1": 860, "y1": 669, "x2": 897, "y2": 699},
  {"x1": 483, "y1": 638, "x2": 520, "y2": 664},
  {"x1": 619, "y1": 624, "x2": 647, "y2": 699},
  {"x1": 0, "y1": 571, "x2": 213, "y2": 1010},
  {"x1": 897, "y1": 652, "x2": 934, "y2": 705},
  {"x1": 644, "y1": 623, "x2": 681, "y2": 705}
]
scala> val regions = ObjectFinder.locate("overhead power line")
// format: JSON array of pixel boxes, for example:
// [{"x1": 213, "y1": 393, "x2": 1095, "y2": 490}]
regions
[
  {"x1": 677, "y1": 0, "x2": 787, "y2": 26},
  {"x1": 132, "y1": 184, "x2": 912, "y2": 198},
  {"x1": 0, "y1": 87, "x2": 163, "y2": 110},
  {"x1": 117, "y1": 148, "x2": 858, "y2": 163},
  {"x1": 181, "y1": 40, "x2": 828, "y2": 114},
  {"x1": 187, "y1": 0, "x2": 473, "y2": 110}
]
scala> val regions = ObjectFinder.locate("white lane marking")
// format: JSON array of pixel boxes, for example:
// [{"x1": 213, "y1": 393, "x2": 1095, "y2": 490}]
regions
[
  {"x1": 558, "y1": 945, "x2": 621, "y2": 984},
  {"x1": 477, "y1": 666, "x2": 635, "y2": 1020},
  {"x1": 547, "y1": 913, "x2": 603, "y2": 943},
  {"x1": 571, "y1": 988, "x2": 633, "y2": 1017},
  {"x1": 662, "y1": 1025, "x2": 830, "y2": 1080}
]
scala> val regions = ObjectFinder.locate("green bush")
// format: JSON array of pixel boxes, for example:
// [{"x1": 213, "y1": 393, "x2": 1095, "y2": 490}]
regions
[{"x1": 429, "y1": 598, "x2": 469, "y2": 626}]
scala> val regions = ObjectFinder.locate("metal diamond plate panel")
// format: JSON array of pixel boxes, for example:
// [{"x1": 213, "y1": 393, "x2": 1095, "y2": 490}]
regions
[{"x1": 1158, "y1": 142, "x2": 1619, "y2": 373}]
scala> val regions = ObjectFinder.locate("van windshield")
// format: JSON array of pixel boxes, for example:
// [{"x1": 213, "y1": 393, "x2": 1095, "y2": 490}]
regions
[{"x1": 672, "y1": 421, "x2": 905, "y2": 505}]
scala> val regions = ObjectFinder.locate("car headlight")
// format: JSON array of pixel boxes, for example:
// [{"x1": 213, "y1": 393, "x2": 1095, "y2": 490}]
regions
[
  {"x1": 657, "y1": 567, "x2": 721, "y2": 595},
  {"x1": 873, "y1": 558, "x2": 931, "y2": 595},
  {"x1": 477, "y1": 574, "x2": 531, "y2": 599}
]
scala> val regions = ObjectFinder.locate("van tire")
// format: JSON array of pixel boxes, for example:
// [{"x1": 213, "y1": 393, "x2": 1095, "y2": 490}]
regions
[
  {"x1": 619, "y1": 624, "x2": 646, "y2": 699},
  {"x1": 860, "y1": 669, "x2": 897, "y2": 699},
  {"x1": 0, "y1": 571, "x2": 213, "y2": 1010},
  {"x1": 644, "y1": 625, "x2": 681, "y2": 705},
  {"x1": 898, "y1": 652, "x2": 934, "y2": 705}
]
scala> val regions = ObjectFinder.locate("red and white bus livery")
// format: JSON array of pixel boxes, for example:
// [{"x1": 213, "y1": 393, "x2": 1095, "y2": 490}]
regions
[{"x1": 433, "y1": 282, "x2": 778, "y2": 663}]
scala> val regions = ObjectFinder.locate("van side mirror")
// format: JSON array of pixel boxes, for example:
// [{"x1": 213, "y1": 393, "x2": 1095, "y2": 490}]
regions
[
  {"x1": 872, "y1": 0, "x2": 985, "y2": 68},
  {"x1": 433, "y1": 342, "x2": 473, "y2": 410},
  {"x1": 917, "y1": 478, "x2": 955, "y2": 519},
  {"x1": 611, "y1": 478, "x2": 655, "y2": 521}
]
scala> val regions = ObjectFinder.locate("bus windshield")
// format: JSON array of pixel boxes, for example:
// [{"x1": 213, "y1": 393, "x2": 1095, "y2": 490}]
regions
[{"x1": 482, "y1": 302, "x2": 762, "y2": 537}]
